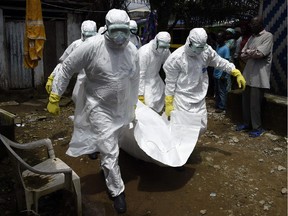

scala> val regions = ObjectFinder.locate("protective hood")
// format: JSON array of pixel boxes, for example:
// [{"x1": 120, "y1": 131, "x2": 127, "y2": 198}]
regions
[
  {"x1": 98, "y1": 26, "x2": 105, "y2": 34},
  {"x1": 185, "y1": 28, "x2": 208, "y2": 57},
  {"x1": 129, "y1": 20, "x2": 138, "y2": 34},
  {"x1": 152, "y1": 31, "x2": 171, "y2": 54},
  {"x1": 104, "y1": 9, "x2": 131, "y2": 48},
  {"x1": 81, "y1": 20, "x2": 97, "y2": 41},
  {"x1": 105, "y1": 8, "x2": 130, "y2": 26}
]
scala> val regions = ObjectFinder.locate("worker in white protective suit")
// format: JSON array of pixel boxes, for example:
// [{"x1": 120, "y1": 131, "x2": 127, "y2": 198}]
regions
[
  {"x1": 138, "y1": 31, "x2": 171, "y2": 113},
  {"x1": 47, "y1": 9, "x2": 139, "y2": 214},
  {"x1": 129, "y1": 20, "x2": 142, "y2": 49},
  {"x1": 163, "y1": 28, "x2": 246, "y2": 133},
  {"x1": 45, "y1": 20, "x2": 97, "y2": 100},
  {"x1": 45, "y1": 20, "x2": 98, "y2": 160}
]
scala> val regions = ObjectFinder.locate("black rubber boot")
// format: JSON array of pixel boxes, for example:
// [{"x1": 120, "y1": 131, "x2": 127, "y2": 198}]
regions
[
  {"x1": 174, "y1": 166, "x2": 186, "y2": 172},
  {"x1": 113, "y1": 192, "x2": 127, "y2": 214},
  {"x1": 88, "y1": 152, "x2": 98, "y2": 160}
]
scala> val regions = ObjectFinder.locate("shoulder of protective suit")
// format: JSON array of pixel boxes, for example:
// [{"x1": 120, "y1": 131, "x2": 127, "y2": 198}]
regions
[
  {"x1": 67, "y1": 39, "x2": 82, "y2": 49},
  {"x1": 171, "y1": 45, "x2": 185, "y2": 57},
  {"x1": 126, "y1": 41, "x2": 138, "y2": 53},
  {"x1": 86, "y1": 34, "x2": 104, "y2": 45},
  {"x1": 164, "y1": 46, "x2": 185, "y2": 65},
  {"x1": 74, "y1": 34, "x2": 104, "y2": 54},
  {"x1": 138, "y1": 49, "x2": 152, "y2": 64},
  {"x1": 138, "y1": 43, "x2": 151, "y2": 54},
  {"x1": 71, "y1": 38, "x2": 82, "y2": 44},
  {"x1": 84, "y1": 34, "x2": 100, "y2": 42},
  {"x1": 200, "y1": 44, "x2": 217, "y2": 61}
]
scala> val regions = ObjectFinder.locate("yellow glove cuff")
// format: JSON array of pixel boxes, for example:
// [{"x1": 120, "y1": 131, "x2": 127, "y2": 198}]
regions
[
  {"x1": 138, "y1": 95, "x2": 145, "y2": 104},
  {"x1": 49, "y1": 92, "x2": 61, "y2": 103},
  {"x1": 230, "y1": 69, "x2": 241, "y2": 77},
  {"x1": 48, "y1": 74, "x2": 54, "y2": 81},
  {"x1": 165, "y1": 95, "x2": 174, "y2": 103},
  {"x1": 165, "y1": 95, "x2": 174, "y2": 117},
  {"x1": 45, "y1": 74, "x2": 54, "y2": 94}
]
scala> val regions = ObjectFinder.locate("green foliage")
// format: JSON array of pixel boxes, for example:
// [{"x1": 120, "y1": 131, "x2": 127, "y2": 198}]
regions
[{"x1": 148, "y1": 0, "x2": 260, "y2": 30}]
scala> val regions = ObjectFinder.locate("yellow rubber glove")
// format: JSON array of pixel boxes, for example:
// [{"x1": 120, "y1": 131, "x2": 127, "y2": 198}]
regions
[
  {"x1": 165, "y1": 95, "x2": 174, "y2": 117},
  {"x1": 231, "y1": 69, "x2": 246, "y2": 90},
  {"x1": 47, "y1": 92, "x2": 61, "y2": 115},
  {"x1": 138, "y1": 95, "x2": 145, "y2": 104},
  {"x1": 45, "y1": 74, "x2": 54, "y2": 94}
]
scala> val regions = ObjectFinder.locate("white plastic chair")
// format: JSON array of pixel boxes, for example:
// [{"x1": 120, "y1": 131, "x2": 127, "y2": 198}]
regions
[{"x1": 0, "y1": 134, "x2": 82, "y2": 215}]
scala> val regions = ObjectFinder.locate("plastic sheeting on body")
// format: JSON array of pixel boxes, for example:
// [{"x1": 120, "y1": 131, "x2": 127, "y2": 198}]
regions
[{"x1": 119, "y1": 100, "x2": 202, "y2": 167}]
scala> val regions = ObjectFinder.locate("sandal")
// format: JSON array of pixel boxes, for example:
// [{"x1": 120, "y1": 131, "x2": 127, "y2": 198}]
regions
[
  {"x1": 235, "y1": 124, "x2": 250, "y2": 131},
  {"x1": 249, "y1": 129, "x2": 265, "y2": 138}
]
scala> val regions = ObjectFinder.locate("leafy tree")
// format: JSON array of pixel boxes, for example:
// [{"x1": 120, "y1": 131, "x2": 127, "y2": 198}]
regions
[
  {"x1": 149, "y1": 0, "x2": 260, "y2": 31},
  {"x1": 84, "y1": 0, "x2": 127, "y2": 27}
]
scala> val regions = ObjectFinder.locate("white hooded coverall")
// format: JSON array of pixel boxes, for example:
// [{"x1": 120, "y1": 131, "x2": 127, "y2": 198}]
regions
[
  {"x1": 51, "y1": 9, "x2": 139, "y2": 197},
  {"x1": 138, "y1": 32, "x2": 171, "y2": 112},
  {"x1": 52, "y1": 20, "x2": 97, "y2": 107},
  {"x1": 163, "y1": 28, "x2": 235, "y2": 132},
  {"x1": 129, "y1": 20, "x2": 142, "y2": 49}
]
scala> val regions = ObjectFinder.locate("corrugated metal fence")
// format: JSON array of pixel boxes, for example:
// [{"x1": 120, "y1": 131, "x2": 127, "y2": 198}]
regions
[
  {"x1": 263, "y1": 0, "x2": 287, "y2": 96},
  {"x1": 5, "y1": 21, "x2": 32, "y2": 89}
]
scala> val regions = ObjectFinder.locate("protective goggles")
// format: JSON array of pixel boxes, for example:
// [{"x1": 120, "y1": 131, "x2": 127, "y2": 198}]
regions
[
  {"x1": 189, "y1": 40, "x2": 208, "y2": 53},
  {"x1": 157, "y1": 40, "x2": 170, "y2": 49},
  {"x1": 82, "y1": 31, "x2": 96, "y2": 37},
  {"x1": 108, "y1": 24, "x2": 130, "y2": 39},
  {"x1": 130, "y1": 28, "x2": 138, "y2": 34}
]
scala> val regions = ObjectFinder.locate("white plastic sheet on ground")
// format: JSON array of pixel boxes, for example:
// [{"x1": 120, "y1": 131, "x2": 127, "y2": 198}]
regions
[{"x1": 119, "y1": 100, "x2": 202, "y2": 167}]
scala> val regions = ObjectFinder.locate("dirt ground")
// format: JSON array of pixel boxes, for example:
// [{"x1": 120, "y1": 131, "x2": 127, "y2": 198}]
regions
[{"x1": 0, "y1": 94, "x2": 287, "y2": 216}]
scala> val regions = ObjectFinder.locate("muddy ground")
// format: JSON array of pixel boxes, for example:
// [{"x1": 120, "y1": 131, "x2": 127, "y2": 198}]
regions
[{"x1": 0, "y1": 95, "x2": 287, "y2": 216}]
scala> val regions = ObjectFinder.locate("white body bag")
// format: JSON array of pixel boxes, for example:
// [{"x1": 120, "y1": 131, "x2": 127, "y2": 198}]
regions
[{"x1": 119, "y1": 101, "x2": 202, "y2": 167}]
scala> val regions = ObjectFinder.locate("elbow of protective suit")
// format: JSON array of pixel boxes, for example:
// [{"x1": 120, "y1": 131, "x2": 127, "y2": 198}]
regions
[{"x1": 231, "y1": 69, "x2": 246, "y2": 90}]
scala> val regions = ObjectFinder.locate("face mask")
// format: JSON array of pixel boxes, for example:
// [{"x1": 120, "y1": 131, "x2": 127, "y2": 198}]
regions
[
  {"x1": 113, "y1": 33, "x2": 128, "y2": 45},
  {"x1": 108, "y1": 24, "x2": 130, "y2": 45}
]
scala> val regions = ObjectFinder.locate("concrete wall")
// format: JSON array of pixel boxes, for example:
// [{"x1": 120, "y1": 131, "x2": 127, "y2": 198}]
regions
[{"x1": 226, "y1": 90, "x2": 287, "y2": 136}]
